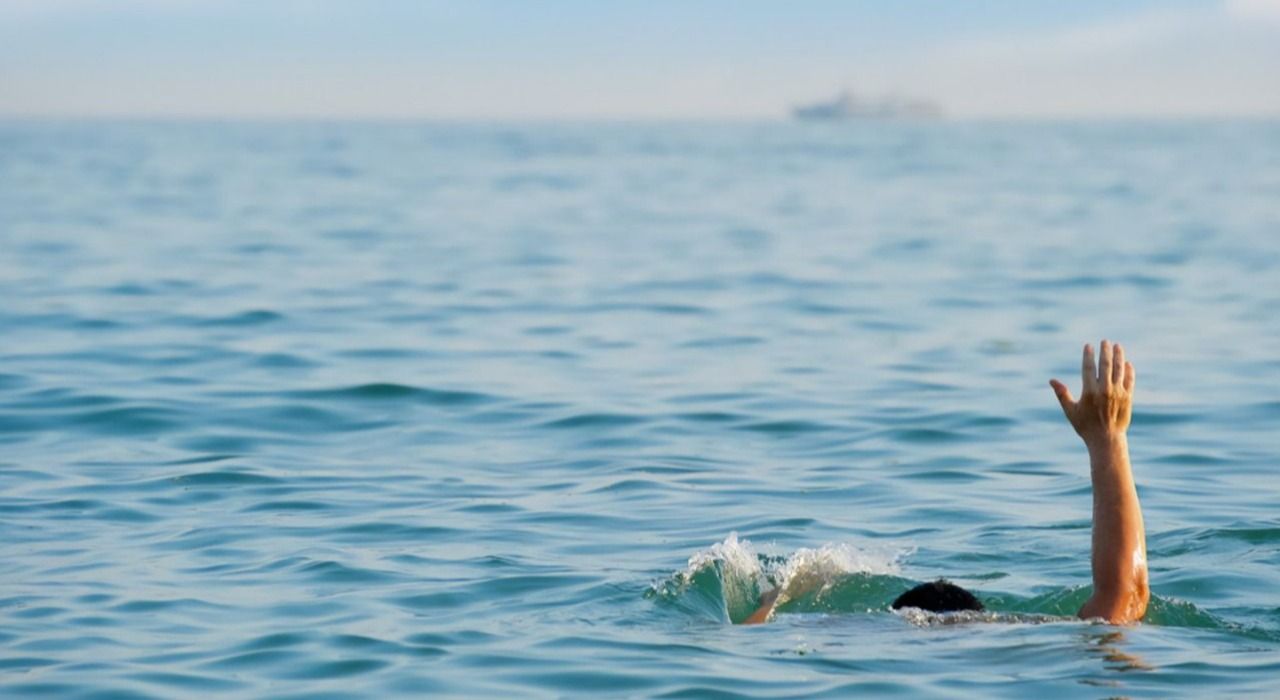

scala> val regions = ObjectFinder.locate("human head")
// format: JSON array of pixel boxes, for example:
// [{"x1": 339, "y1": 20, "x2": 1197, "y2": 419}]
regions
[{"x1": 891, "y1": 579, "x2": 984, "y2": 613}]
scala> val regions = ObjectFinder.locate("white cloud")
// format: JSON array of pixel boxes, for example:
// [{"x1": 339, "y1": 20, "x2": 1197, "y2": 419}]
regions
[
  {"x1": 866, "y1": 5, "x2": 1280, "y2": 117},
  {"x1": 1225, "y1": 0, "x2": 1280, "y2": 22}
]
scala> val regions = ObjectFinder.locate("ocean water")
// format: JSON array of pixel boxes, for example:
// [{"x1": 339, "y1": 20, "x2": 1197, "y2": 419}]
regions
[{"x1": 1, "y1": 119, "x2": 1278, "y2": 698}]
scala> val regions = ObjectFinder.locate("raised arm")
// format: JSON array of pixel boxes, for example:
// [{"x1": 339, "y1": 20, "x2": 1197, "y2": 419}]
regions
[{"x1": 1050, "y1": 341, "x2": 1149, "y2": 624}]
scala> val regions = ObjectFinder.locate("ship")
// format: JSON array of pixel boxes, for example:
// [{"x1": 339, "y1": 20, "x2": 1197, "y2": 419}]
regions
[{"x1": 792, "y1": 90, "x2": 942, "y2": 121}]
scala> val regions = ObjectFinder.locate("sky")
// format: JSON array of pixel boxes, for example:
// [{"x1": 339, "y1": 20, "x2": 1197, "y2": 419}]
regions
[{"x1": 1, "y1": 0, "x2": 1278, "y2": 119}]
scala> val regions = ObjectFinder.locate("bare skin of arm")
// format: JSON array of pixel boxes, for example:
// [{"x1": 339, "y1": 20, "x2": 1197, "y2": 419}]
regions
[
  {"x1": 1050, "y1": 340, "x2": 1149, "y2": 624},
  {"x1": 743, "y1": 569, "x2": 825, "y2": 624},
  {"x1": 742, "y1": 587, "x2": 780, "y2": 625}
]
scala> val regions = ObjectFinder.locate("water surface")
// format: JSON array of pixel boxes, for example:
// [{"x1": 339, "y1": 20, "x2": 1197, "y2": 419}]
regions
[{"x1": 1, "y1": 120, "x2": 1279, "y2": 697}]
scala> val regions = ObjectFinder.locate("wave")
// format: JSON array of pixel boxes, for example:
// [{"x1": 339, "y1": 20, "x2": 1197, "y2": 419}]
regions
[
  {"x1": 647, "y1": 533, "x2": 909, "y2": 624},
  {"x1": 650, "y1": 534, "x2": 1279, "y2": 639},
  {"x1": 286, "y1": 383, "x2": 495, "y2": 406}
]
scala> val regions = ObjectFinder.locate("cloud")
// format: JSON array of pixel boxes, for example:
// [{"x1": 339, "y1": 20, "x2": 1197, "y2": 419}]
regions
[
  {"x1": 1225, "y1": 0, "x2": 1280, "y2": 22},
  {"x1": 868, "y1": 5, "x2": 1280, "y2": 117}
]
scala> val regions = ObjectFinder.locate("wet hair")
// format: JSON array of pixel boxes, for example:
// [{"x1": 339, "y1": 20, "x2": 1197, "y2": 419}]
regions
[{"x1": 891, "y1": 579, "x2": 984, "y2": 613}]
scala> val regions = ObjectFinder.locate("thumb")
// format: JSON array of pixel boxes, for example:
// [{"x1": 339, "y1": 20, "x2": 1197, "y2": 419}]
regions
[{"x1": 1049, "y1": 379, "x2": 1075, "y2": 413}]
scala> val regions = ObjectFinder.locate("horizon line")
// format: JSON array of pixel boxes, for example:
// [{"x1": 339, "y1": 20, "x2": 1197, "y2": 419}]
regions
[{"x1": 3, "y1": 112, "x2": 1279, "y2": 124}]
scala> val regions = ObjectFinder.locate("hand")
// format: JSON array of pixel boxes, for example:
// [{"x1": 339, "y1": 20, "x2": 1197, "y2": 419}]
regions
[{"x1": 1049, "y1": 340, "x2": 1134, "y2": 447}]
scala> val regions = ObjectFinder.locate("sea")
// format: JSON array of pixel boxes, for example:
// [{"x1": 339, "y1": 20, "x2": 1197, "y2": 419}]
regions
[{"x1": 1, "y1": 119, "x2": 1278, "y2": 698}]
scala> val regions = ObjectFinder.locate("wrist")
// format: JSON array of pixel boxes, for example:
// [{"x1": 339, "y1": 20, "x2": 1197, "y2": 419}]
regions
[{"x1": 1086, "y1": 432, "x2": 1129, "y2": 460}]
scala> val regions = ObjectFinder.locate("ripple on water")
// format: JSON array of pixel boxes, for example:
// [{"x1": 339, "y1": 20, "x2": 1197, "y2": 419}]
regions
[
  {"x1": 737, "y1": 419, "x2": 835, "y2": 435},
  {"x1": 204, "y1": 649, "x2": 303, "y2": 671},
  {"x1": 0, "y1": 372, "x2": 30, "y2": 390},
  {"x1": 880, "y1": 427, "x2": 965, "y2": 443},
  {"x1": 69, "y1": 406, "x2": 183, "y2": 435},
  {"x1": 125, "y1": 671, "x2": 248, "y2": 693},
  {"x1": 294, "y1": 559, "x2": 405, "y2": 584},
  {"x1": 165, "y1": 470, "x2": 281, "y2": 487},
  {"x1": 0, "y1": 656, "x2": 60, "y2": 671},
  {"x1": 251, "y1": 352, "x2": 317, "y2": 369},
  {"x1": 330, "y1": 522, "x2": 466, "y2": 542},
  {"x1": 0, "y1": 683, "x2": 82, "y2": 699},
  {"x1": 286, "y1": 382, "x2": 497, "y2": 406},
  {"x1": 242, "y1": 499, "x2": 335, "y2": 513},
  {"x1": 187, "y1": 309, "x2": 285, "y2": 327},
  {"x1": 541, "y1": 412, "x2": 648, "y2": 429},
  {"x1": 1196, "y1": 524, "x2": 1280, "y2": 545}
]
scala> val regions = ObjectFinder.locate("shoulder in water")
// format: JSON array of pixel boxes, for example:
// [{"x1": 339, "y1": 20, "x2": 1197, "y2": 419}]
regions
[{"x1": 892, "y1": 579, "x2": 984, "y2": 613}]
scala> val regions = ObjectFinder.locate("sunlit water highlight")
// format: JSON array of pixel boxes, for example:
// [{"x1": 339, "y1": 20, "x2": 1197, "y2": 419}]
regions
[{"x1": 1, "y1": 120, "x2": 1279, "y2": 697}]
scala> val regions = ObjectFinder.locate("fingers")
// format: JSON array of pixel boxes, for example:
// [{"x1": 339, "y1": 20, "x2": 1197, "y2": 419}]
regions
[
  {"x1": 1099, "y1": 340, "x2": 1113, "y2": 390},
  {"x1": 1080, "y1": 340, "x2": 1133, "y2": 394},
  {"x1": 1082, "y1": 343, "x2": 1097, "y2": 393},
  {"x1": 1049, "y1": 379, "x2": 1075, "y2": 414}
]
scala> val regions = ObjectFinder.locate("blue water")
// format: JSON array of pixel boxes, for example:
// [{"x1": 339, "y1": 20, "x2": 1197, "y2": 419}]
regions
[{"x1": 1, "y1": 120, "x2": 1278, "y2": 698}]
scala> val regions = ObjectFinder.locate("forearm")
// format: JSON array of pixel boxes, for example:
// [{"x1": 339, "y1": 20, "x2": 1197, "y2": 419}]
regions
[
  {"x1": 1083, "y1": 435, "x2": 1148, "y2": 620},
  {"x1": 742, "y1": 588, "x2": 780, "y2": 625},
  {"x1": 1052, "y1": 341, "x2": 1148, "y2": 622}
]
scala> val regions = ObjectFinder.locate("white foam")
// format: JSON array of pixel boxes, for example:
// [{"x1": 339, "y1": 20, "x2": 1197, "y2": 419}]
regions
[
  {"x1": 770, "y1": 541, "x2": 908, "y2": 606},
  {"x1": 671, "y1": 532, "x2": 769, "y2": 619},
  {"x1": 666, "y1": 534, "x2": 911, "y2": 618},
  {"x1": 894, "y1": 607, "x2": 1065, "y2": 627},
  {"x1": 682, "y1": 532, "x2": 765, "y2": 587}
]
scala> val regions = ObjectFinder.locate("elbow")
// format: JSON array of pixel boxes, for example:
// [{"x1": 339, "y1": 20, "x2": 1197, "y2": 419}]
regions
[
  {"x1": 1088, "y1": 549, "x2": 1150, "y2": 624},
  {"x1": 1129, "y1": 569, "x2": 1150, "y2": 622},
  {"x1": 1081, "y1": 573, "x2": 1149, "y2": 624},
  {"x1": 1123, "y1": 556, "x2": 1150, "y2": 622},
  {"x1": 1112, "y1": 585, "x2": 1149, "y2": 625},
  {"x1": 1114, "y1": 584, "x2": 1149, "y2": 624}
]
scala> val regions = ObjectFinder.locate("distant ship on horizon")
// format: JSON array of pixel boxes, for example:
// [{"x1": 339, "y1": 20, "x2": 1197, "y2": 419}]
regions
[{"x1": 792, "y1": 90, "x2": 943, "y2": 121}]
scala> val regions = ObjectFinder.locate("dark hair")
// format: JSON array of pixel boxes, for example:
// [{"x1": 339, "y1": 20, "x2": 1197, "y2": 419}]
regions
[{"x1": 891, "y1": 579, "x2": 984, "y2": 613}]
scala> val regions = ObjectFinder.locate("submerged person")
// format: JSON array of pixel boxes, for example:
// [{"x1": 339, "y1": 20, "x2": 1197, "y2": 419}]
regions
[{"x1": 744, "y1": 341, "x2": 1149, "y2": 625}]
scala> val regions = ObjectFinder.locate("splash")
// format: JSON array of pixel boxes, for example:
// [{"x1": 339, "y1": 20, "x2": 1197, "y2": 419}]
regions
[
  {"x1": 648, "y1": 533, "x2": 767, "y2": 623},
  {"x1": 770, "y1": 541, "x2": 907, "y2": 610},
  {"x1": 685, "y1": 532, "x2": 767, "y2": 588},
  {"x1": 895, "y1": 607, "x2": 1063, "y2": 627},
  {"x1": 649, "y1": 535, "x2": 1277, "y2": 639},
  {"x1": 648, "y1": 533, "x2": 910, "y2": 623}
]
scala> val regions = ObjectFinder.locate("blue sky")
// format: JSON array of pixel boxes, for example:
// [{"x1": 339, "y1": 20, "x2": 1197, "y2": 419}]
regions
[{"x1": 1, "y1": 0, "x2": 1278, "y2": 118}]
